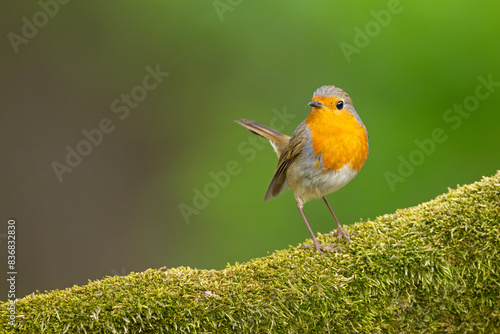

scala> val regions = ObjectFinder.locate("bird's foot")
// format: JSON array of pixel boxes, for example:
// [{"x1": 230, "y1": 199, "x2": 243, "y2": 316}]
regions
[
  {"x1": 331, "y1": 225, "x2": 358, "y2": 243},
  {"x1": 302, "y1": 241, "x2": 345, "y2": 255}
]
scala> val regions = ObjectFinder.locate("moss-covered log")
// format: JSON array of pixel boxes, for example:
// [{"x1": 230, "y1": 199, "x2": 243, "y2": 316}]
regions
[{"x1": 1, "y1": 172, "x2": 499, "y2": 333}]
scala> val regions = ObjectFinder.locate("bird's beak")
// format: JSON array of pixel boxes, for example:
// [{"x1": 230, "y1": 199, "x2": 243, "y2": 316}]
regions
[{"x1": 308, "y1": 101, "x2": 324, "y2": 109}]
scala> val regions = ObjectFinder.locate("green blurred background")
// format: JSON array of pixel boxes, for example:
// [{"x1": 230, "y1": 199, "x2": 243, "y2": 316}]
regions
[{"x1": 1, "y1": 1, "x2": 499, "y2": 298}]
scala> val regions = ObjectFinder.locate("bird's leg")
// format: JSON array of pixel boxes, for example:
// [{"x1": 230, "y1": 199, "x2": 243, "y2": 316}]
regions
[
  {"x1": 296, "y1": 199, "x2": 343, "y2": 255},
  {"x1": 322, "y1": 196, "x2": 357, "y2": 243}
]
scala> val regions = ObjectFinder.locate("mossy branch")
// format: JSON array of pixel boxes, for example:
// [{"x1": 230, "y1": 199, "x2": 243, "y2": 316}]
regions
[{"x1": 2, "y1": 172, "x2": 500, "y2": 333}]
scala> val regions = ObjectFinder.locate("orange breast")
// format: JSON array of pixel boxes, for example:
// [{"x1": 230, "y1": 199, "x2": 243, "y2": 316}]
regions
[{"x1": 306, "y1": 108, "x2": 368, "y2": 172}]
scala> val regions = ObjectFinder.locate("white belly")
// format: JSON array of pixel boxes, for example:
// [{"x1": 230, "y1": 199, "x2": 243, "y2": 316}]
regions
[{"x1": 286, "y1": 157, "x2": 358, "y2": 204}]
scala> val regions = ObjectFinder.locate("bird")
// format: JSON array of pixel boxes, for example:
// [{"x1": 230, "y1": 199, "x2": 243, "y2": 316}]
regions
[{"x1": 235, "y1": 85, "x2": 368, "y2": 255}]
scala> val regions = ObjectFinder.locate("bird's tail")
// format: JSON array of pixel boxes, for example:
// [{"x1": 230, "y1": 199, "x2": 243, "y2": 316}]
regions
[{"x1": 235, "y1": 119, "x2": 290, "y2": 158}]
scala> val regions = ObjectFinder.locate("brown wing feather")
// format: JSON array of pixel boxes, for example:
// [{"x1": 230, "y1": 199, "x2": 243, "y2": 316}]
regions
[
  {"x1": 234, "y1": 119, "x2": 290, "y2": 157},
  {"x1": 264, "y1": 121, "x2": 307, "y2": 200}
]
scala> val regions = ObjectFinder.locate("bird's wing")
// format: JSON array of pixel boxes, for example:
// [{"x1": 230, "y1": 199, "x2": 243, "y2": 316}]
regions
[{"x1": 264, "y1": 121, "x2": 307, "y2": 200}]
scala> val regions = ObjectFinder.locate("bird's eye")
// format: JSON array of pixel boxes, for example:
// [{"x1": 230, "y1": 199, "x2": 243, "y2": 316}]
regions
[{"x1": 336, "y1": 100, "x2": 344, "y2": 110}]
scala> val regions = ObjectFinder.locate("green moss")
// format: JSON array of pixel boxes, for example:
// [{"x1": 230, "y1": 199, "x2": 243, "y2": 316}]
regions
[{"x1": 2, "y1": 172, "x2": 499, "y2": 333}]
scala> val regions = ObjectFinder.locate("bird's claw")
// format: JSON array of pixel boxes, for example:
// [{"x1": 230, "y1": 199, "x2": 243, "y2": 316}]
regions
[
  {"x1": 331, "y1": 226, "x2": 358, "y2": 243},
  {"x1": 302, "y1": 242, "x2": 345, "y2": 255}
]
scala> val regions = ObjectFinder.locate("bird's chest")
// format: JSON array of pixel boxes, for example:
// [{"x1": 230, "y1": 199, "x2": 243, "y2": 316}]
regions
[
  {"x1": 306, "y1": 112, "x2": 368, "y2": 172},
  {"x1": 285, "y1": 128, "x2": 360, "y2": 202}
]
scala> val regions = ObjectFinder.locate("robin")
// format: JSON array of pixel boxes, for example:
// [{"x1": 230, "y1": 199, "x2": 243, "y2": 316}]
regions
[{"x1": 235, "y1": 85, "x2": 368, "y2": 255}]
